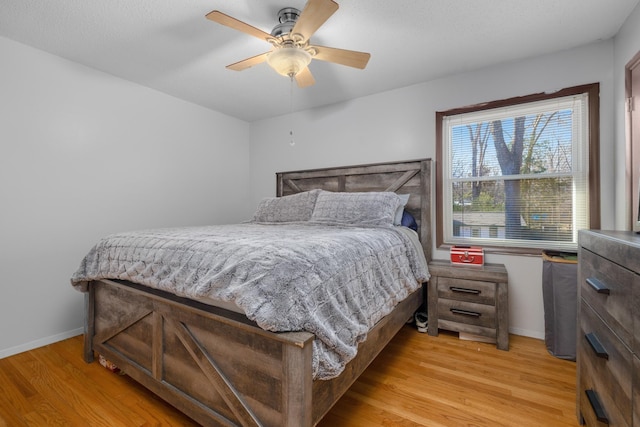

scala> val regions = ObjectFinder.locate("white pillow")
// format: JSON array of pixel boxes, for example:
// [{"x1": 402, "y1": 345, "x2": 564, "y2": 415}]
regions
[{"x1": 394, "y1": 194, "x2": 410, "y2": 225}]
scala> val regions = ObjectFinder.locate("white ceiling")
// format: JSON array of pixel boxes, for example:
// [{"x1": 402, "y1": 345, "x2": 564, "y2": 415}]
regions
[{"x1": 1, "y1": 0, "x2": 638, "y2": 122}]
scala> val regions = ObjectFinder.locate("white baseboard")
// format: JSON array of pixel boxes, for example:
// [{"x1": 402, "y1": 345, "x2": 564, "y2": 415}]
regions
[
  {"x1": 0, "y1": 328, "x2": 84, "y2": 359},
  {"x1": 509, "y1": 327, "x2": 545, "y2": 340}
]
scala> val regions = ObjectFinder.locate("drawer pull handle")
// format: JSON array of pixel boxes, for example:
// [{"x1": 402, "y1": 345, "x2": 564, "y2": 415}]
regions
[
  {"x1": 586, "y1": 277, "x2": 610, "y2": 295},
  {"x1": 585, "y1": 389, "x2": 609, "y2": 425},
  {"x1": 450, "y1": 308, "x2": 481, "y2": 317},
  {"x1": 450, "y1": 287, "x2": 481, "y2": 295},
  {"x1": 585, "y1": 332, "x2": 609, "y2": 360}
]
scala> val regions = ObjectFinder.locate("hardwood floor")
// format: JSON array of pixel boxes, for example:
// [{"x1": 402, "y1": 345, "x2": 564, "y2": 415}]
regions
[{"x1": 0, "y1": 326, "x2": 579, "y2": 426}]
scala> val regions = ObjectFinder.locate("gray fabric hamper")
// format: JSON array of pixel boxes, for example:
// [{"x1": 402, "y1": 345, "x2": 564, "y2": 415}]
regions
[{"x1": 542, "y1": 250, "x2": 578, "y2": 361}]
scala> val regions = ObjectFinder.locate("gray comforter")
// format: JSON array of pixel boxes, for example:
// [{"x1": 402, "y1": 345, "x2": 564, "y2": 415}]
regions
[{"x1": 71, "y1": 223, "x2": 429, "y2": 379}]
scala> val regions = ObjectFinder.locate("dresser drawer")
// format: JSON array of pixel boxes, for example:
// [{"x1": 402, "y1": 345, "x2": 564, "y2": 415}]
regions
[
  {"x1": 437, "y1": 298, "x2": 496, "y2": 329},
  {"x1": 437, "y1": 276, "x2": 496, "y2": 305},
  {"x1": 634, "y1": 356, "x2": 640, "y2": 426},
  {"x1": 578, "y1": 300, "x2": 632, "y2": 426},
  {"x1": 579, "y1": 248, "x2": 634, "y2": 348},
  {"x1": 633, "y1": 277, "x2": 640, "y2": 356}
]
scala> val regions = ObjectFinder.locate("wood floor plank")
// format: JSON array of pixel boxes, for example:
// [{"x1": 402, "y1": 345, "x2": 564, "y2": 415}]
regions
[
  {"x1": 17, "y1": 350, "x2": 143, "y2": 426},
  {"x1": 52, "y1": 336, "x2": 198, "y2": 426},
  {"x1": 0, "y1": 327, "x2": 578, "y2": 426},
  {"x1": 0, "y1": 357, "x2": 35, "y2": 419},
  {"x1": 316, "y1": 328, "x2": 578, "y2": 427},
  {"x1": 6, "y1": 352, "x2": 97, "y2": 425},
  {"x1": 29, "y1": 344, "x2": 148, "y2": 426}
]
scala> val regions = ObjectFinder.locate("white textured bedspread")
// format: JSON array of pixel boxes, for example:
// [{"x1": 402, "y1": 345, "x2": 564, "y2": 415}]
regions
[{"x1": 71, "y1": 223, "x2": 429, "y2": 379}]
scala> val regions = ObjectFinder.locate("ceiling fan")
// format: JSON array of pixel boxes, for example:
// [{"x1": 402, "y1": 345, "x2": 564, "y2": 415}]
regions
[{"x1": 205, "y1": 0, "x2": 371, "y2": 88}]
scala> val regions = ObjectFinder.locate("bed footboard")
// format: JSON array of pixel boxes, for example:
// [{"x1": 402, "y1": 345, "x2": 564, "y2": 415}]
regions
[{"x1": 84, "y1": 279, "x2": 314, "y2": 427}]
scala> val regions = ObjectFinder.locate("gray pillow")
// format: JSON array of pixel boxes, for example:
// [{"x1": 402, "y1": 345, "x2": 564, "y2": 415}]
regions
[
  {"x1": 252, "y1": 189, "x2": 321, "y2": 222},
  {"x1": 310, "y1": 191, "x2": 401, "y2": 226}
]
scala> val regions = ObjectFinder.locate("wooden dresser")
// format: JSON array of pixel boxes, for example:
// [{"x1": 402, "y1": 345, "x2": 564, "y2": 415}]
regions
[
  {"x1": 577, "y1": 230, "x2": 640, "y2": 426},
  {"x1": 427, "y1": 260, "x2": 509, "y2": 350}
]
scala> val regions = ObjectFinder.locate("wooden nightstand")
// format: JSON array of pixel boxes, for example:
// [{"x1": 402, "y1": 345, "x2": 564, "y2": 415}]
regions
[{"x1": 427, "y1": 259, "x2": 509, "y2": 350}]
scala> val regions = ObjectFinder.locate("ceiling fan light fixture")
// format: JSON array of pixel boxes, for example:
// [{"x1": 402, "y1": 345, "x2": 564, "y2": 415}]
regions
[
  {"x1": 207, "y1": 0, "x2": 370, "y2": 87},
  {"x1": 267, "y1": 46, "x2": 312, "y2": 78}
]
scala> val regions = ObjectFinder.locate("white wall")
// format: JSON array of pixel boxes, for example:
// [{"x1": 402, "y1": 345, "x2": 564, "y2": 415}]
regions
[
  {"x1": 614, "y1": 2, "x2": 640, "y2": 229},
  {"x1": 0, "y1": 36, "x2": 251, "y2": 357},
  {"x1": 250, "y1": 41, "x2": 616, "y2": 339}
]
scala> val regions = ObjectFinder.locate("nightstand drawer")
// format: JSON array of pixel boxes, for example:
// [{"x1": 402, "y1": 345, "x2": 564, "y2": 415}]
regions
[
  {"x1": 437, "y1": 298, "x2": 496, "y2": 328},
  {"x1": 579, "y1": 300, "x2": 632, "y2": 426},
  {"x1": 580, "y1": 248, "x2": 634, "y2": 348},
  {"x1": 437, "y1": 276, "x2": 496, "y2": 305}
]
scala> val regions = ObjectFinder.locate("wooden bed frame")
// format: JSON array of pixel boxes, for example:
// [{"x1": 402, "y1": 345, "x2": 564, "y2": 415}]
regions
[{"x1": 83, "y1": 158, "x2": 432, "y2": 426}]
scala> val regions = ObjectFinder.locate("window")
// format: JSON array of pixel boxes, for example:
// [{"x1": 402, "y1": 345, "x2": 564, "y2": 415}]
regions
[{"x1": 436, "y1": 84, "x2": 600, "y2": 253}]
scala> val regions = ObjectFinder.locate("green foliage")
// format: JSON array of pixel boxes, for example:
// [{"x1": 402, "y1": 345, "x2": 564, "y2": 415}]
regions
[{"x1": 474, "y1": 192, "x2": 502, "y2": 211}]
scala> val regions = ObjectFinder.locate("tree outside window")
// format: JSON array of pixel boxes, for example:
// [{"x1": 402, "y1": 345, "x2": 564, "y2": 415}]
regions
[{"x1": 436, "y1": 84, "x2": 600, "y2": 253}]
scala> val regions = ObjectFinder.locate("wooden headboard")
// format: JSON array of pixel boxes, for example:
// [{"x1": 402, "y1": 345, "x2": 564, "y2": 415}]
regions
[{"x1": 276, "y1": 158, "x2": 432, "y2": 262}]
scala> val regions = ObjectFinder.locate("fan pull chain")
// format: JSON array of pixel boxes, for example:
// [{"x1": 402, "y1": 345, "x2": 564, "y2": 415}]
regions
[{"x1": 289, "y1": 76, "x2": 295, "y2": 146}]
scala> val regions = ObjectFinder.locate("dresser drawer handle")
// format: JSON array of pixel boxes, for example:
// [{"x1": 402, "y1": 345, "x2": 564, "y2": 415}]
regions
[
  {"x1": 586, "y1": 277, "x2": 611, "y2": 295},
  {"x1": 585, "y1": 332, "x2": 609, "y2": 360},
  {"x1": 450, "y1": 287, "x2": 481, "y2": 295},
  {"x1": 450, "y1": 308, "x2": 481, "y2": 317},
  {"x1": 585, "y1": 389, "x2": 609, "y2": 425}
]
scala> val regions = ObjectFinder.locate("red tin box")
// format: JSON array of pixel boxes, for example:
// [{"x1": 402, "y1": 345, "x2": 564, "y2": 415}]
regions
[{"x1": 450, "y1": 245, "x2": 484, "y2": 266}]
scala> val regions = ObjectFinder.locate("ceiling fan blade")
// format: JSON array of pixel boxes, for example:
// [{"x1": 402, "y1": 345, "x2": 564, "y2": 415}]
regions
[
  {"x1": 226, "y1": 51, "x2": 271, "y2": 71},
  {"x1": 295, "y1": 67, "x2": 315, "y2": 88},
  {"x1": 206, "y1": 10, "x2": 272, "y2": 42},
  {"x1": 312, "y1": 45, "x2": 371, "y2": 69},
  {"x1": 292, "y1": 0, "x2": 339, "y2": 41}
]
